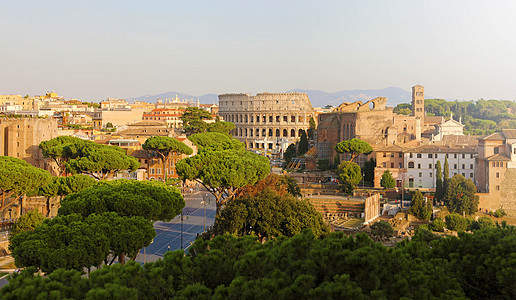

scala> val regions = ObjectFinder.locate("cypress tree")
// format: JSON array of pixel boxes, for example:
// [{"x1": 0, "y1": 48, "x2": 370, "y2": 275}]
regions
[
  {"x1": 298, "y1": 130, "x2": 309, "y2": 155},
  {"x1": 435, "y1": 161, "x2": 443, "y2": 204},
  {"x1": 443, "y1": 157, "x2": 450, "y2": 205}
]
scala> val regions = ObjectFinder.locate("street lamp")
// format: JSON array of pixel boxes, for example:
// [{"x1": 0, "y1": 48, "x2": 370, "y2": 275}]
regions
[{"x1": 201, "y1": 194, "x2": 210, "y2": 232}]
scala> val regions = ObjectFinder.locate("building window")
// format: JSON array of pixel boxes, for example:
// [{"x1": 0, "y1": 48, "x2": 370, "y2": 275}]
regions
[
  {"x1": 383, "y1": 153, "x2": 387, "y2": 157},
  {"x1": 492, "y1": 162, "x2": 496, "y2": 167},
  {"x1": 470, "y1": 164, "x2": 473, "y2": 169},
  {"x1": 399, "y1": 163, "x2": 402, "y2": 168},
  {"x1": 399, "y1": 153, "x2": 402, "y2": 158},
  {"x1": 391, "y1": 163, "x2": 394, "y2": 168},
  {"x1": 494, "y1": 147, "x2": 499, "y2": 154},
  {"x1": 496, "y1": 172, "x2": 500, "y2": 178},
  {"x1": 419, "y1": 172, "x2": 422, "y2": 177},
  {"x1": 470, "y1": 154, "x2": 474, "y2": 158},
  {"x1": 390, "y1": 153, "x2": 394, "y2": 157},
  {"x1": 417, "y1": 154, "x2": 422, "y2": 158},
  {"x1": 454, "y1": 164, "x2": 457, "y2": 169},
  {"x1": 283, "y1": 115, "x2": 288, "y2": 122},
  {"x1": 462, "y1": 173, "x2": 465, "y2": 177},
  {"x1": 429, "y1": 164, "x2": 432, "y2": 169},
  {"x1": 382, "y1": 162, "x2": 386, "y2": 168},
  {"x1": 408, "y1": 162, "x2": 414, "y2": 168},
  {"x1": 430, "y1": 172, "x2": 433, "y2": 177},
  {"x1": 462, "y1": 154, "x2": 465, "y2": 159},
  {"x1": 409, "y1": 153, "x2": 413, "y2": 158},
  {"x1": 418, "y1": 164, "x2": 421, "y2": 169},
  {"x1": 462, "y1": 164, "x2": 465, "y2": 169},
  {"x1": 435, "y1": 154, "x2": 438, "y2": 158},
  {"x1": 470, "y1": 173, "x2": 473, "y2": 178},
  {"x1": 269, "y1": 116, "x2": 273, "y2": 122},
  {"x1": 454, "y1": 154, "x2": 457, "y2": 158},
  {"x1": 276, "y1": 115, "x2": 280, "y2": 122},
  {"x1": 428, "y1": 154, "x2": 433, "y2": 158},
  {"x1": 150, "y1": 168, "x2": 155, "y2": 174},
  {"x1": 501, "y1": 162, "x2": 504, "y2": 167},
  {"x1": 496, "y1": 185, "x2": 500, "y2": 191}
]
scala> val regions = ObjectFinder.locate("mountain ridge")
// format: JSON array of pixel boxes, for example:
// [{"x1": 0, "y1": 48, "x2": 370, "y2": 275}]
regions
[{"x1": 128, "y1": 87, "x2": 423, "y2": 108}]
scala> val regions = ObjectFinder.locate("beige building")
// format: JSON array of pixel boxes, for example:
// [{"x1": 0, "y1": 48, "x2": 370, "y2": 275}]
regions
[
  {"x1": 218, "y1": 93, "x2": 316, "y2": 155},
  {"x1": 91, "y1": 108, "x2": 149, "y2": 129},
  {"x1": 0, "y1": 116, "x2": 58, "y2": 174},
  {"x1": 476, "y1": 130, "x2": 516, "y2": 215}
]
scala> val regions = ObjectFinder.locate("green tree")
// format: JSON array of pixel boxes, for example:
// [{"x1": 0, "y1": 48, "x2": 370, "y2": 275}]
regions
[
  {"x1": 333, "y1": 138, "x2": 373, "y2": 162},
  {"x1": 435, "y1": 160, "x2": 443, "y2": 203},
  {"x1": 214, "y1": 189, "x2": 328, "y2": 240},
  {"x1": 176, "y1": 150, "x2": 270, "y2": 214},
  {"x1": 85, "y1": 212, "x2": 156, "y2": 265},
  {"x1": 207, "y1": 117, "x2": 235, "y2": 135},
  {"x1": 6, "y1": 227, "x2": 516, "y2": 299},
  {"x1": 445, "y1": 213, "x2": 468, "y2": 231},
  {"x1": 472, "y1": 216, "x2": 496, "y2": 230},
  {"x1": 0, "y1": 156, "x2": 51, "y2": 212},
  {"x1": 10, "y1": 210, "x2": 45, "y2": 238},
  {"x1": 65, "y1": 144, "x2": 140, "y2": 180},
  {"x1": 380, "y1": 170, "x2": 395, "y2": 189},
  {"x1": 443, "y1": 157, "x2": 450, "y2": 196},
  {"x1": 280, "y1": 175, "x2": 302, "y2": 197},
  {"x1": 59, "y1": 180, "x2": 184, "y2": 221},
  {"x1": 188, "y1": 132, "x2": 244, "y2": 152},
  {"x1": 409, "y1": 190, "x2": 432, "y2": 220},
  {"x1": 39, "y1": 136, "x2": 86, "y2": 175},
  {"x1": 297, "y1": 130, "x2": 309, "y2": 155},
  {"x1": 142, "y1": 136, "x2": 193, "y2": 181},
  {"x1": 317, "y1": 159, "x2": 330, "y2": 171},
  {"x1": 363, "y1": 158, "x2": 376, "y2": 184},
  {"x1": 307, "y1": 117, "x2": 316, "y2": 140},
  {"x1": 39, "y1": 174, "x2": 96, "y2": 216},
  {"x1": 336, "y1": 161, "x2": 362, "y2": 191},
  {"x1": 445, "y1": 174, "x2": 479, "y2": 215},
  {"x1": 9, "y1": 213, "x2": 110, "y2": 273},
  {"x1": 284, "y1": 143, "x2": 297, "y2": 165},
  {"x1": 181, "y1": 107, "x2": 213, "y2": 135},
  {"x1": 369, "y1": 221, "x2": 394, "y2": 240}
]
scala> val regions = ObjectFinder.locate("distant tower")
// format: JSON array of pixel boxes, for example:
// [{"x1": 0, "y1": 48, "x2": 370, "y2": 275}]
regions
[{"x1": 412, "y1": 85, "x2": 424, "y2": 118}]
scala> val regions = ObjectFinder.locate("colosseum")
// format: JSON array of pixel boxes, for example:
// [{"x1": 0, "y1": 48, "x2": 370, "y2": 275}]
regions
[{"x1": 218, "y1": 93, "x2": 316, "y2": 156}]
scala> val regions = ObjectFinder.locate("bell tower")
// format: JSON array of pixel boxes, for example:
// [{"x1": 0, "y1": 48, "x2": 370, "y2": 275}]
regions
[{"x1": 412, "y1": 85, "x2": 424, "y2": 118}]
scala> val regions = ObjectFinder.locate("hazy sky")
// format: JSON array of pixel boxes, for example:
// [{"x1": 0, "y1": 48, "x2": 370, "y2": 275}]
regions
[{"x1": 2, "y1": 0, "x2": 516, "y2": 101}]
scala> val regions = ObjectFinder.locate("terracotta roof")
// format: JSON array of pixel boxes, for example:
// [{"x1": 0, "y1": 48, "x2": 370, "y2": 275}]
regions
[
  {"x1": 424, "y1": 116, "x2": 444, "y2": 124},
  {"x1": 127, "y1": 121, "x2": 168, "y2": 127},
  {"x1": 407, "y1": 145, "x2": 476, "y2": 154},
  {"x1": 486, "y1": 154, "x2": 511, "y2": 161},
  {"x1": 502, "y1": 129, "x2": 516, "y2": 139},
  {"x1": 483, "y1": 132, "x2": 505, "y2": 141},
  {"x1": 440, "y1": 135, "x2": 482, "y2": 146}
]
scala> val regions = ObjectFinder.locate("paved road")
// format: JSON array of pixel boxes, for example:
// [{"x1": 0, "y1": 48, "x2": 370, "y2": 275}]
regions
[
  {"x1": 135, "y1": 190, "x2": 216, "y2": 263},
  {"x1": 0, "y1": 190, "x2": 217, "y2": 289}
]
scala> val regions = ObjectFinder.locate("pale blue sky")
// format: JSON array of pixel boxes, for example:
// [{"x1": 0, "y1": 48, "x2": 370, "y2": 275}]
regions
[{"x1": 1, "y1": 0, "x2": 516, "y2": 101}]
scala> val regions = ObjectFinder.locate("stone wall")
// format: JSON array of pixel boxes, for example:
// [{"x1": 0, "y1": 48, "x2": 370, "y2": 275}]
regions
[{"x1": 499, "y1": 168, "x2": 516, "y2": 215}]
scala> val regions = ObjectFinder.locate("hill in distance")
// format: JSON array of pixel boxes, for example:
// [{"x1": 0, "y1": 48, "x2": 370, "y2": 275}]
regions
[{"x1": 128, "y1": 87, "x2": 425, "y2": 108}]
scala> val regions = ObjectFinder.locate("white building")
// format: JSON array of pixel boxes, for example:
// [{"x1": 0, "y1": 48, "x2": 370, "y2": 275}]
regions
[
  {"x1": 432, "y1": 113, "x2": 465, "y2": 142},
  {"x1": 404, "y1": 145, "x2": 476, "y2": 189}
]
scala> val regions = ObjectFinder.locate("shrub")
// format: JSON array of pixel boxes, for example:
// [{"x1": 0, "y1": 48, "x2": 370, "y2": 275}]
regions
[
  {"x1": 493, "y1": 208, "x2": 507, "y2": 218},
  {"x1": 430, "y1": 219, "x2": 445, "y2": 232},
  {"x1": 369, "y1": 221, "x2": 394, "y2": 240},
  {"x1": 473, "y1": 216, "x2": 496, "y2": 230},
  {"x1": 445, "y1": 213, "x2": 468, "y2": 232}
]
